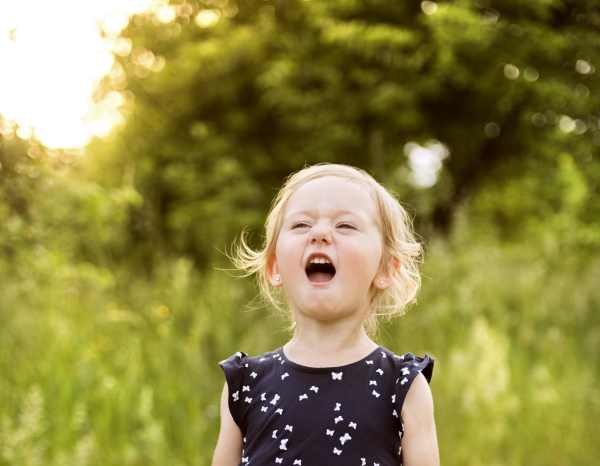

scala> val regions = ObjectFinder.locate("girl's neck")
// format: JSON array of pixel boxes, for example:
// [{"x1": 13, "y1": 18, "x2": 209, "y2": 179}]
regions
[{"x1": 282, "y1": 318, "x2": 378, "y2": 368}]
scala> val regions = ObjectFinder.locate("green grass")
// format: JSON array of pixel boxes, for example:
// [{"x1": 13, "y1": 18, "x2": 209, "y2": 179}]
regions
[{"x1": 1, "y1": 235, "x2": 598, "y2": 465}]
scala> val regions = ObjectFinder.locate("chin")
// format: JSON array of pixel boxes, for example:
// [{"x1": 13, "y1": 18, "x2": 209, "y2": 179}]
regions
[{"x1": 300, "y1": 303, "x2": 357, "y2": 322}]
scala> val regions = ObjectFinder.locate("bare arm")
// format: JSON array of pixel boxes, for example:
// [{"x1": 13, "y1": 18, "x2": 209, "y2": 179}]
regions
[
  {"x1": 212, "y1": 382, "x2": 244, "y2": 466},
  {"x1": 401, "y1": 372, "x2": 440, "y2": 466}
]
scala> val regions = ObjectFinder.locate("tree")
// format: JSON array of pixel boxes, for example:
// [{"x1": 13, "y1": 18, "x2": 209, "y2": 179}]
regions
[{"x1": 88, "y1": 0, "x2": 600, "y2": 267}]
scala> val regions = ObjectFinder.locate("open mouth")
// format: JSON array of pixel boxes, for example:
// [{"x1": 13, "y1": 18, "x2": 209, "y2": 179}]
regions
[{"x1": 305, "y1": 256, "x2": 336, "y2": 284}]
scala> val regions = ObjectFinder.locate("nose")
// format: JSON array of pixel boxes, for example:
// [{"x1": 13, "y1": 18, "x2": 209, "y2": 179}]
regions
[{"x1": 309, "y1": 221, "x2": 332, "y2": 244}]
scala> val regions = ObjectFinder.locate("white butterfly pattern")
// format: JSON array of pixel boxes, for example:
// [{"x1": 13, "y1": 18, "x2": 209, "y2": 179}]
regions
[
  {"x1": 372, "y1": 390, "x2": 380, "y2": 398},
  {"x1": 339, "y1": 433, "x2": 352, "y2": 445},
  {"x1": 333, "y1": 447, "x2": 342, "y2": 455},
  {"x1": 332, "y1": 372, "x2": 343, "y2": 380},
  {"x1": 310, "y1": 386, "x2": 319, "y2": 393},
  {"x1": 326, "y1": 429, "x2": 334, "y2": 436}
]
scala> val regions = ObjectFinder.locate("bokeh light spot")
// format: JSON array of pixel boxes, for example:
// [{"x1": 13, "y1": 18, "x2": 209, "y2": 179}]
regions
[
  {"x1": 103, "y1": 13, "x2": 129, "y2": 37},
  {"x1": 196, "y1": 9, "x2": 220, "y2": 28},
  {"x1": 151, "y1": 56, "x2": 166, "y2": 72},
  {"x1": 223, "y1": 4, "x2": 239, "y2": 17},
  {"x1": 504, "y1": 64, "x2": 519, "y2": 80},
  {"x1": 481, "y1": 8, "x2": 499, "y2": 25},
  {"x1": 558, "y1": 115, "x2": 575, "y2": 133},
  {"x1": 573, "y1": 119, "x2": 587, "y2": 134},
  {"x1": 485, "y1": 122, "x2": 501, "y2": 138},
  {"x1": 524, "y1": 67, "x2": 539, "y2": 82},
  {"x1": 404, "y1": 140, "x2": 450, "y2": 188},
  {"x1": 508, "y1": 24, "x2": 523, "y2": 37},
  {"x1": 531, "y1": 113, "x2": 546, "y2": 127},
  {"x1": 575, "y1": 84, "x2": 590, "y2": 98},
  {"x1": 576, "y1": 60, "x2": 591, "y2": 74},
  {"x1": 156, "y1": 5, "x2": 177, "y2": 23},
  {"x1": 156, "y1": 305, "x2": 170, "y2": 317},
  {"x1": 421, "y1": 1, "x2": 437, "y2": 15}
]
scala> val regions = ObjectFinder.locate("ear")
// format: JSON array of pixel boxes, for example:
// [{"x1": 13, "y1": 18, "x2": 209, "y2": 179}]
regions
[
  {"x1": 268, "y1": 253, "x2": 284, "y2": 287},
  {"x1": 372, "y1": 255, "x2": 401, "y2": 290}
]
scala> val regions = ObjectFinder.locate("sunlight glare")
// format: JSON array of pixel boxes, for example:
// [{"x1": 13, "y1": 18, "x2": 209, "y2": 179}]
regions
[{"x1": 0, "y1": 0, "x2": 155, "y2": 149}]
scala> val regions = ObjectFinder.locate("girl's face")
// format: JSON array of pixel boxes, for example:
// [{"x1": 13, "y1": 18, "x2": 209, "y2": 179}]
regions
[{"x1": 269, "y1": 176, "x2": 390, "y2": 324}]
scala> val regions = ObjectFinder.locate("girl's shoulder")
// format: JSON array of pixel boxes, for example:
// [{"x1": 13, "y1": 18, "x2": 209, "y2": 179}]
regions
[
  {"x1": 219, "y1": 347, "x2": 285, "y2": 377},
  {"x1": 220, "y1": 348, "x2": 284, "y2": 365},
  {"x1": 379, "y1": 346, "x2": 435, "y2": 382}
]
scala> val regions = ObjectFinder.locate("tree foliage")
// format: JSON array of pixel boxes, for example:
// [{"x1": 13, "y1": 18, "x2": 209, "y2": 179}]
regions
[{"x1": 85, "y1": 0, "x2": 600, "y2": 266}]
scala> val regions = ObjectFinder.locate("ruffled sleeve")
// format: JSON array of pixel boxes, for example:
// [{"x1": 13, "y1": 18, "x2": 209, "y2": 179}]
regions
[
  {"x1": 219, "y1": 351, "x2": 248, "y2": 427},
  {"x1": 394, "y1": 353, "x2": 434, "y2": 431}
]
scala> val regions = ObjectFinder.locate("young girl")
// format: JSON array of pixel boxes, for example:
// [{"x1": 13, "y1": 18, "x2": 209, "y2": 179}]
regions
[{"x1": 212, "y1": 164, "x2": 439, "y2": 466}]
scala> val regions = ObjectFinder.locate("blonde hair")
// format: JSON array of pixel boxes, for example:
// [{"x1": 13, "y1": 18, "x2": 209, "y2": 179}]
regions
[{"x1": 232, "y1": 163, "x2": 423, "y2": 335}]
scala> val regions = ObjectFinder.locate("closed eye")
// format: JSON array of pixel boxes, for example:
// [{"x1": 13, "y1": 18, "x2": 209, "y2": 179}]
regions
[
  {"x1": 292, "y1": 222, "x2": 310, "y2": 229},
  {"x1": 336, "y1": 223, "x2": 356, "y2": 229}
]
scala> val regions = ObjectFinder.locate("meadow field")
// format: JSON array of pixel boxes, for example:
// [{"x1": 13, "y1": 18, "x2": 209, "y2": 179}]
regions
[{"x1": 1, "y1": 227, "x2": 598, "y2": 465}]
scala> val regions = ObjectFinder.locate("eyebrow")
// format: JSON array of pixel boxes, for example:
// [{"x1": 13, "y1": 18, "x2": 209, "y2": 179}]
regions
[{"x1": 286, "y1": 209, "x2": 367, "y2": 220}]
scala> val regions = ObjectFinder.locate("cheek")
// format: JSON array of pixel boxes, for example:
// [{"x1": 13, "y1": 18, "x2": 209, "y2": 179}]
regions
[
  {"x1": 276, "y1": 239, "x2": 302, "y2": 274},
  {"x1": 351, "y1": 243, "x2": 383, "y2": 278}
]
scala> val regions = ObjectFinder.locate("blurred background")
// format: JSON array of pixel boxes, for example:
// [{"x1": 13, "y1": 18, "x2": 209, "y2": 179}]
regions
[{"x1": 1, "y1": 0, "x2": 599, "y2": 464}]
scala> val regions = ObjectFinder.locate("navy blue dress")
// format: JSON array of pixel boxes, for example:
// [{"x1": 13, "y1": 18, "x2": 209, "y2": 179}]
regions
[{"x1": 220, "y1": 346, "x2": 434, "y2": 466}]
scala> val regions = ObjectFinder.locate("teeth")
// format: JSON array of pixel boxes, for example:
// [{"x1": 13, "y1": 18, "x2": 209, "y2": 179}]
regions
[{"x1": 310, "y1": 258, "x2": 331, "y2": 264}]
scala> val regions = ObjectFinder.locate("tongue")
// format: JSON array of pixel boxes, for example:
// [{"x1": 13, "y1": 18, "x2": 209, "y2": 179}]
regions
[{"x1": 308, "y1": 272, "x2": 334, "y2": 283}]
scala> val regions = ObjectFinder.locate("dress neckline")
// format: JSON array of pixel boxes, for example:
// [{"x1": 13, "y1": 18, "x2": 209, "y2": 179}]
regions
[{"x1": 278, "y1": 345, "x2": 384, "y2": 373}]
